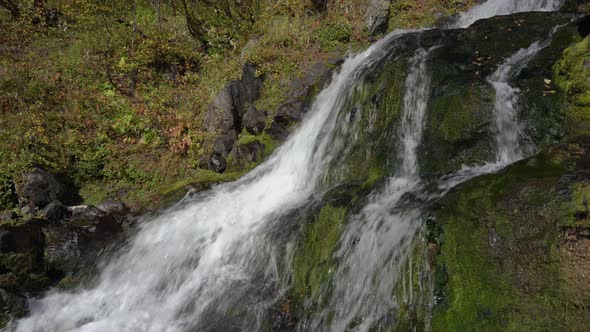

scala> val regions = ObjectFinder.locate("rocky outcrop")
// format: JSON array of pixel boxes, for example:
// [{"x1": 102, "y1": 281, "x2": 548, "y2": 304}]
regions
[
  {"x1": 202, "y1": 58, "x2": 343, "y2": 172},
  {"x1": 204, "y1": 63, "x2": 263, "y2": 136},
  {"x1": 202, "y1": 63, "x2": 264, "y2": 172},
  {"x1": 41, "y1": 200, "x2": 70, "y2": 222},
  {"x1": 366, "y1": 0, "x2": 391, "y2": 35},
  {"x1": 242, "y1": 106, "x2": 267, "y2": 135},
  {"x1": 0, "y1": 167, "x2": 129, "y2": 323},
  {"x1": 15, "y1": 167, "x2": 64, "y2": 211}
]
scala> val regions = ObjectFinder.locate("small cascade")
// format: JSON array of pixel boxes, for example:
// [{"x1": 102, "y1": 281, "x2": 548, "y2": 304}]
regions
[
  {"x1": 305, "y1": 48, "x2": 434, "y2": 331},
  {"x1": 489, "y1": 37, "x2": 556, "y2": 163},
  {"x1": 453, "y1": 0, "x2": 563, "y2": 28}
]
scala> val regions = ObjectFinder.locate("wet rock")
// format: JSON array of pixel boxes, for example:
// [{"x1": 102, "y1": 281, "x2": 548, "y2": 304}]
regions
[
  {"x1": 268, "y1": 59, "x2": 342, "y2": 140},
  {"x1": 15, "y1": 167, "x2": 64, "y2": 210},
  {"x1": 303, "y1": 61, "x2": 338, "y2": 88},
  {"x1": 0, "y1": 223, "x2": 44, "y2": 254},
  {"x1": 366, "y1": 0, "x2": 391, "y2": 35},
  {"x1": 242, "y1": 106, "x2": 267, "y2": 135},
  {"x1": 42, "y1": 200, "x2": 70, "y2": 222},
  {"x1": 97, "y1": 200, "x2": 130, "y2": 217},
  {"x1": 45, "y1": 205, "x2": 125, "y2": 277},
  {"x1": 0, "y1": 222, "x2": 46, "y2": 291},
  {"x1": 228, "y1": 141, "x2": 265, "y2": 168}
]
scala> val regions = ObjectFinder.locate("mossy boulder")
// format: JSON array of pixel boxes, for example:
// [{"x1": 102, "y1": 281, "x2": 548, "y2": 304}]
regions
[{"x1": 430, "y1": 140, "x2": 590, "y2": 330}]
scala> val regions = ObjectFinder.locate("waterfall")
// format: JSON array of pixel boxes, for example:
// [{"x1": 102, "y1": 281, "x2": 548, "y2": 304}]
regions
[
  {"x1": 305, "y1": 48, "x2": 434, "y2": 332},
  {"x1": 11, "y1": 33, "x2": 407, "y2": 332},
  {"x1": 489, "y1": 37, "x2": 556, "y2": 163},
  {"x1": 9, "y1": 1, "x2": 568, "y2": 331},
  {"x1": 453, "y1": 0, "x2": 563, "y2": 28}
]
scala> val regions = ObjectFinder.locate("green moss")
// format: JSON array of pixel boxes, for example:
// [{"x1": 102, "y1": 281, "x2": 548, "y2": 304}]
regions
[
  {"x1": 431, "y1": 149, "x2": 590, "y2": 330},
  {"x1": 438, "y1": 92, "x2": 477, "y2": 143},
  {"x1": 553, "y1": 36, "x2": 590, "y2": 132},
  {"x1": 292, "y1": 204, "x2": 346, "y2": 301}
]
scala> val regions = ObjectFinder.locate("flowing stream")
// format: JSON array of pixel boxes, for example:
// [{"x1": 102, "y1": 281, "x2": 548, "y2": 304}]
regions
[{"x1": 10, "y1": 1, "x2": 566, "y2": 331}]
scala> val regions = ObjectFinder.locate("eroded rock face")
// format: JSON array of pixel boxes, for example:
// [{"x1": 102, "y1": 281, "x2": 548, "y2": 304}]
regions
[
  {"x1": 203, "y1": 63, "x2": 264, "y2": 172},
  {"x1": 204, "y1": 62, "x2": 263, "y2": 135},
  {"x1": 15, "y1": 167, "x2": 63, "y2": 211}
]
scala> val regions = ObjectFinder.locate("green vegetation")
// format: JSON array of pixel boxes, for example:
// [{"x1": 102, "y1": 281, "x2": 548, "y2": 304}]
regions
[
  {"x1": 292, "y1": 204, "x2": 346, "y2": 301},
  {"x1": 0, "y1": 0, "x2": 479, "y2": 211},
  {"x1": 554, "y1": 36, "x2": 590, "y2": 132},
  {"x1": 0, "y1": 0, "x2": 373, "y2": 210}
]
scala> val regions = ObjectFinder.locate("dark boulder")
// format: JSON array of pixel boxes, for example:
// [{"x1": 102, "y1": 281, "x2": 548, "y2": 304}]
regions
[
  {"x1": 268, "y1": 59, "x2": 342, "y2": 140},
  {"x1": 243, "y1": 107, "x2": 267, "y2": 135},
  {"x1": 44, "y1": 205, "x2": 125, "y2": 278},
  {"x1": 15, "y1": 167, "x2": 64, "y2": 211},
  {"x1": 0, "y1": 223, "x2": 44, "y2": 254},
  {"x1": 204, "y1": 84, "x2": 236, "y2": 134},
  {"x1": 0, "y1": 222, "x2": 46, "y2": 291},
  {"x1": 233, "y1": 62, "x2": 263, "y2": 117},
  {"x1": 303, "y1": 60, "x2": 340, "y2": 88},
  {"x1": 42, "y1": 200, "x2": 70, "y2": 223},
  {"x1": 275, "y1": 100, "x2": 306, "y2": 126}
]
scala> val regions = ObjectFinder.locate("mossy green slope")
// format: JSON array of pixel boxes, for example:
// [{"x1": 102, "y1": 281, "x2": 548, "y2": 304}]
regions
[{"x1": 432, "y1": 35, "x2": 590, "y2": 331}]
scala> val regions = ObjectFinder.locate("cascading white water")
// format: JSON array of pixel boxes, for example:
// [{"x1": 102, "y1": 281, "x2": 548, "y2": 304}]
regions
[
  {"x1": 10, "y1": 1, "x2": 568, "y2": 331},
  {"x1": 304, "y1": 48, "x2": 434, "y2": 332},
  {"x1": 453, "y1": 0, "x2": 563, "y2": 28},
  {"x1": 11, "y1": 33, "x2": 404, "y2": 332},
  {"x1": 489, "y1": 34, "x2": 557, "y2": 163}
]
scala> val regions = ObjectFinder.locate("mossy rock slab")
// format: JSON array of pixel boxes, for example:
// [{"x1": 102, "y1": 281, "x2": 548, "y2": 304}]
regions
[{"x1": 430, "y1": 138, "x2": 590, "y2": 330}]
